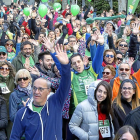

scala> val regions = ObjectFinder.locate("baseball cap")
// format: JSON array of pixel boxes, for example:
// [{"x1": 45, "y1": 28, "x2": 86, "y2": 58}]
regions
[{"x1": 0, "y1": 46, "x2": 7, "y2": 53}]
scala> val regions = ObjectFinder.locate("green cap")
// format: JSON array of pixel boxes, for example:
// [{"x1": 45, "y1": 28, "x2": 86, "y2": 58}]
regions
[{"x1": 0, "y1": 46, "x2": 7, "y2": 53}]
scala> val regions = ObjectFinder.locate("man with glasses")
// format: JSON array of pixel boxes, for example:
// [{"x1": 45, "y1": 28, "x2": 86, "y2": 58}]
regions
[
  {"x1": 0, "y1": 46, "x2": 8, "y2": 61},
  {"x1": 10, "y1": 45, "x2": 71, "y2": 140},
  {"x1": 110, "y1": 62, "x2": 140, "y2": 100},
  {"x1": 12, "y1": 41, "x2": 38, "y2": 71},
  {"x1": 118, "y1": 40, "x2": 129, "y2": 62}
]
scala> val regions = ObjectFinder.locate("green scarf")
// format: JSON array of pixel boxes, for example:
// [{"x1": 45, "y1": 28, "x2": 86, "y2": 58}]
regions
[{"x1": 22, "y1": 56, "x2": 35, "y2": 67}]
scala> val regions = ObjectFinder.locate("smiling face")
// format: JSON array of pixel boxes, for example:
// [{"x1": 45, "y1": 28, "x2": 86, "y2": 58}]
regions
[
  {"x1": 0, "y1": 64, "x2": 10, "y2": 77},
  {"x1": 121, "y1": 82, "x2": 135, "y2": 102},
  {"x1": 71, "y1": 56, "x2": 84, "y2": 73},
  {"x1": 96, "y1": 85, "x2": 107, "y2": 103},
  {"x1": 103, "y1": 68, "x2": 114, "y2": 81},
  {"x1": 118, "y1": 41, "x2": 128, "y2": 54}
]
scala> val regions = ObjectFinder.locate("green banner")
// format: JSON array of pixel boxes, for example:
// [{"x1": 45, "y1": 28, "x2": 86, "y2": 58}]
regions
[{"x1": 127, "y1": 0, "x2": 140, "y2": 14}]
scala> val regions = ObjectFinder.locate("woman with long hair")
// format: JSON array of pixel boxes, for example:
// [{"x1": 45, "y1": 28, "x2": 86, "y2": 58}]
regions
[
  {"x1": 69, "y1": 81, "x2": 114, "y2": 140},
  {"x1": 112, "y1": 79, "x2": 140, "y2": 132}
]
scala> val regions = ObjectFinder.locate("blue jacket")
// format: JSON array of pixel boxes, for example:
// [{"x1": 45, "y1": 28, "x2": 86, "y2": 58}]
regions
[
  {"x1": 9, "y1": 89, "x2": 32, "y2": 122},
  {"x1": 10, "y1": 63, "x2": 71, "y2": 140}
]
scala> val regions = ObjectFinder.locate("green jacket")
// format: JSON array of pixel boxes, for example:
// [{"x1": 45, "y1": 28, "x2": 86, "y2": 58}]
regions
[{"x1": 11, "y1": 52, "x2": 38, "y2": 72}]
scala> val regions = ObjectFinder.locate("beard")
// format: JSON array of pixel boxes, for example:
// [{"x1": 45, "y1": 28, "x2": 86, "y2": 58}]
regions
[{"x1": 119, "y1": 72, "x2": 129, "y2": 81}]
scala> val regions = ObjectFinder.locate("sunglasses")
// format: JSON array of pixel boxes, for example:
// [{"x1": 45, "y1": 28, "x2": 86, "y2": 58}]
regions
[
  {"x1": 18, "y1": 77, "x2": 29, "y2": 81},
  {"x1": 102, "y1": 72, "x2": 111, "y2": 75},
  {"x1": 6, "y1": 43, "x2": 13, "y2": 46},
  {"x1": 119, "y1": 68, "x2": 130, "y2": 71},
  {"x1": 119, "y1": 44, "x2": 127, "y2": 47},
  {"x1": 117, "y1": 57, "x2": 123, "y2": 61},
  {"x1": 105, "y1": 54, "x2": 114, "y2": 58},
  {"x1": 0, "y1": 67, "x2": 9, "y2": 71},
  {"x1": 23, "y1": 37, "x2": 29, "y2": 39},
  {"x1": 0, "y1": 52, "x2": 6, "y2": 56}
]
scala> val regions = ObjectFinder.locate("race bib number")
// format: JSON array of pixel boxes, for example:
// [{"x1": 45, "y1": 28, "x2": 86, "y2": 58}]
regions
[
  {"x1": 0, "y1": 83, "x2": 10, "y2": 94},
  {"x1": 99, "y1": 120, "x2": 111, "y2": 138}
]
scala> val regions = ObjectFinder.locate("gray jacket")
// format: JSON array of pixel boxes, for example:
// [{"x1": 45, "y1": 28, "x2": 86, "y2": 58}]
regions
[{"x1": 69, "y1": 81, "x2": 114, "y2": 140}]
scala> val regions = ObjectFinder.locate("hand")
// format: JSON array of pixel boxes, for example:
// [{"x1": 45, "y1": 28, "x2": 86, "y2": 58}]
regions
[
  {"x1": 42, "y1": 37, "x2": 54, "y2": 52},
  {"x1": 126, "y1": 15, "x2": 132, "y2": 21},
  {"x1": 83, "y1": 56, "x2": 89, "y2": 66},
  {"x1": 137, "y1": 34, "x2": 140, "y2": 42},
  {"x1": 86, "y1": 25, "x2": 91, "y2": 33},
  {"x1": 126, "y1": 57, "x2": 134, "y2": 67},
  {"x1": 17, "y1": 36, "x2": 22, "y2": 43},
  {"x1": 73, "y1": 42, "x2": 79, "y2": 53},
  {"x1": 132, "y1": 23, "x2": 140, "y2": 35},
  {"x1": 55, "y1": 8, "x2": 60, "y2": 12},
  {"x1": 22, "y1": 98, "x2": 30, "y2": 107},
  {"x1": 74, "y1": 27, "x2": 79, "y2": 32},
  {"x1": 121, "y1": 18, "x2": 125, "y2": 25},
  {"x1": 55, "y1": 44, "x2": 69, "y2": 65},
  {"x1": 107, "y1": 28, "x2": 112, "y2": 36},
  {"x1": 24, "y1": 58, "x2": 30, "y2": 69},
  {"x1": 29, "y1": 66, "x2": 40, "y2": 76}
]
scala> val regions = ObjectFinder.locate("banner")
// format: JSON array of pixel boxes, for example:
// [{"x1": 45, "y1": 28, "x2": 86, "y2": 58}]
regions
[{"x1": 127, "y1": 0, "x2": 140, "y2": 14}]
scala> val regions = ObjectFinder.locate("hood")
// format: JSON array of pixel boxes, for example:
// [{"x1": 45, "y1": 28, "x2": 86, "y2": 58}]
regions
[
  {"x1": 105, "y1": 21, "x2": 116, "y2": 31},
  {"x1": 21, "y1": 92, "x2": 54, "y2": 121},
  {"x1": 87, "y1": 80, "x2": 102, "y2": 106}
]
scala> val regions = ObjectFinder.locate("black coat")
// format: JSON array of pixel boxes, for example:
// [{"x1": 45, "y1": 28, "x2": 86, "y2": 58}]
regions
[
  {"x1": 112, "y1": 97, "x2": 132, "y2": 133},
  {"x1": 0, "y1": 97, "x2": 8, "y2": 140},
  {"x1": 124, "y1": 106, "x2": 140, "y2": 139}
]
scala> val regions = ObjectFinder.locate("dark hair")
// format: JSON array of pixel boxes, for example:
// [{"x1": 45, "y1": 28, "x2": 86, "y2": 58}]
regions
[
  {"x1": 114, "y1": 125, "x2": 138, "y2": 140},
  {"x1": 38, "y1": 51, "x2": 51, "y2": 61},
  {"x1": 94, "y1": 81, "x2": 112, "y2": 115},
  {"x1": 39, "y1": 32, "x2": 46, "y2": 37},
  {"x1": 116, "y1": 50, "x2": 123, "y2": 56},
  {"x1": 20, "y1": 41, "x2": 33, "y2": 50},
  {"x1": 69, "y1": 53, "x2": 83, "y2": 64}
]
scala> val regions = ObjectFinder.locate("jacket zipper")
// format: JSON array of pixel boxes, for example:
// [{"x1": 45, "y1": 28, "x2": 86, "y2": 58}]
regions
[{"x1": 38, "y1": 113, "x2": 44, "y2": 140}]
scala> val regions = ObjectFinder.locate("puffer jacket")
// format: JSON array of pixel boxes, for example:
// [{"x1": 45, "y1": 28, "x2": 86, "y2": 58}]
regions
[{"x1": 69, "y1": 81, "x2": 114, "y2": 140}]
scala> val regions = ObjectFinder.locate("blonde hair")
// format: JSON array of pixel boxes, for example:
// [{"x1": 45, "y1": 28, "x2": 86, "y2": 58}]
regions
[{"x1": 15, "y1": 69, "x2": 32, "y2": 85}]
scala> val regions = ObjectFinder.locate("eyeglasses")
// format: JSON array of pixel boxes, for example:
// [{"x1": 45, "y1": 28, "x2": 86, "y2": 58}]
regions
[
  {"x1": 117, "y1": 57, "x2": 123, "y2": 61},
  {"x1": 102, "y1": 72, "x2": 111, "y2": 75},
  {"x1": 0, "y1": 67, "x2": 9, "y2": 71},
  {"x1": 69, "y1": 40, "x2": 76, "y2": 42},
  {"x1": 105, "y1": 54, "x2": 114, "y2": 58},
  {"x1": 122, "y1": 87, "x2": 134, "y2": 90},
  {"x1": 23, "y1": 48, "x2": 32, "y2": 51},
  {"x1": 119, "y1": 44, "x2": 127, "y2": 47},
  {"x1": 18, "y1": 77, "x2": 29, "y2": 81},
  {"x1": 23, "y1": 37, "x2": 29, "y2": 39},
  {"x1": 119, "y1": 68, "x2": 130, "y2": 71},
  {"x1": 0, "y1": 52, "x2": 6, "y2": 56},
  {"x1": 33, "y1": 86, "x2": 49, "y2": 92},
  {"x1": 6, "y1": 43, "x2": 13, "y2": 47}
]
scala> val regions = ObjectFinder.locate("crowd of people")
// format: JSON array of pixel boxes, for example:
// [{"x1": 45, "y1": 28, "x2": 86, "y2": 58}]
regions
[{"x1": 0, "y1": 0, "x2": 140, "y2": 140}]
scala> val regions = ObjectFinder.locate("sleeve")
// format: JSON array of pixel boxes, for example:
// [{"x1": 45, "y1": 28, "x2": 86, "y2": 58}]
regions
[
  {"x1": 40, "y1": 72, "x2": 60, "y2": 90},
  {"x1": 0, "y1": 31, "x2": 6, "y2": 46},
  {"x1": 77, "y1": 40, "x2": 86, "y2": 57},
  {"x1": 128, "y1": 34, "x2": 138, "y2": 58},
  {"x1": 54, "y1": 63, "x2": 71, "y2": 108},
  {"x1": 10, "y1": 110, "x2": 25, "y2": 140},
  {"x1": 92, "y1": 44, "x2": 104, "y2": 74},
  {"x1": 90, "y1": 43, "x2": 97, "y2": 61},
  {"x1": 69, "y1": 105, "x2": 88, "y2": 140},
  {"x1": 66, "y1": 23, "x2": 73, "y2": 35},
  {"x1": 9, "y1": 93, "x2": 18, "y2": 122},
  {"x1": 62, "y1": 9, "x2": 67, "y2": 18},
  {"x1": 76, "y1": 31, "x2": 82, "y2": 40},
  {"x1": 30, "y1": 19, "x2": 39, "y2": 35},
  {"x1": 0, "y1": 100, "x2": 8, "y2": 129},
  {"x1": 34, "y1": 45, "x2": 41, "y2": 57},
  {"x1": 117, "y1": 25, "x2": 125, "y2": 39},
  {"x1": 84, "y1": 8, "x2": 90, "y2": 20},
  {"x1": 108, "y1": 35, "x2": 116, "y2": 52},
  {"x1": 53, "y1": 12, "x2": 58, "y2": 26}
]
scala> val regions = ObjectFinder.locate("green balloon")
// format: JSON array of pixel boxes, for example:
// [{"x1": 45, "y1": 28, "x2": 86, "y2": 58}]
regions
[
  {"x1": 71, "y1": 5, "x2": 80, "y2": 16},
  {"x1": 88, "y1": 0, "x2": 91, "y2": 2},
  {"x1": 23, "y1": 7, "x2": 30, "y2": 16},
  {"x1": 53, "y1": 3, "x2": 61, "y2": 11},
  {"x1": 38, "y1": 4, "x2": 48, "y2": 18},
  {"x1": 41, "y1": 0, "x2": 48, "y2": 2}
]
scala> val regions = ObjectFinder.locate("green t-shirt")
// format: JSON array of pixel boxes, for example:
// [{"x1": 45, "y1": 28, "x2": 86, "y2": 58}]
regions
[
  {"x1": 32, "y1": 104, "x2": 43, "y2": 113},
  {"x1": 8, "y1": 52, "x2": 15, "y2": 60},
  {"x1": 85, "y1": 49, "x2": 91, "y2": 57},
  {"x1": 70, "y1": 67, "x2": 97, "y2": 114},
  {"x1": 22, "y1": 56, "x2": 35, "y2": 67}
]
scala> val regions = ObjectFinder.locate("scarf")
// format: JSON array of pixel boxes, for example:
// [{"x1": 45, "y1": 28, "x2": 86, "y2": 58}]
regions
[
  {"x1": 102, "y1": 60, "x2": 116, "y2": 68},
  {"x1": 17, "y1": 83, "x2": 32, "y2": 96}
]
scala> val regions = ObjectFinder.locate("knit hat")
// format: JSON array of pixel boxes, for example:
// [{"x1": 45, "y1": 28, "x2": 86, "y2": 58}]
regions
[{"x1": 105, "y1": 21, "x2": 116, "y2": 31}]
